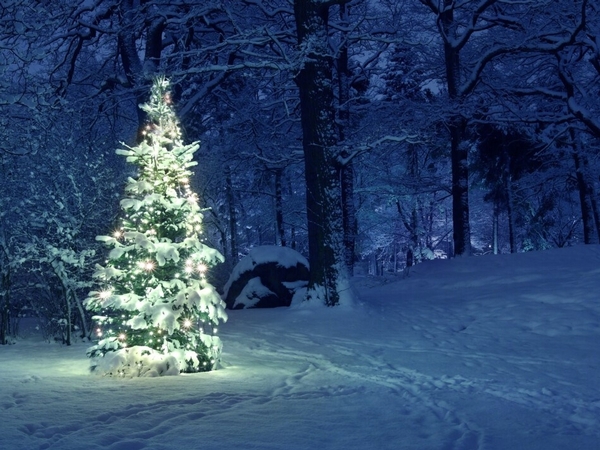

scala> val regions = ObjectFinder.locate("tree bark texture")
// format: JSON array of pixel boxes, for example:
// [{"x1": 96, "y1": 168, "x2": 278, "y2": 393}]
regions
[
  {"x1": 449, "y1": 119, "x2": 471, "y2": 256},
  {"x1": 506, "y1": 172, "x2": 517, "y2": 254},
  {"x1": 118, "y1": 0, "x2": 165, "y2": 142},
  {"x1": 294, "y1": 0, "x2": 347, "y2": 306},
  {"x1": 493, "y1": 201, "x2": 499, "y2": 255},
  {"x1": 341, "y1": 161, "x2": 356, "y2": 274},
  {"x1": 0, "y1": 271, "x2": 9, "y2": 345},
  {"x1": 337, "y1": 3, "x2": 356, "y2": 275},
  {"x1": 275, "y1": 168, "x2": 286, "y2": 247},
  {"x1": 225, "y1": 167, "x2": 238, "y2": 262},
  {"x1": 441, "y1": 0, "x2": 471, "y2": 256},
  {"x1": 571, "y1": 140, "x2": 600, "y2": 244}
]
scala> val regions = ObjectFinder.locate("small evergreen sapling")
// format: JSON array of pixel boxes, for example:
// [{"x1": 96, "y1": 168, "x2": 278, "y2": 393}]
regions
[{"x1": 84, "y1": 77, "x2": 227, "y2": 376}]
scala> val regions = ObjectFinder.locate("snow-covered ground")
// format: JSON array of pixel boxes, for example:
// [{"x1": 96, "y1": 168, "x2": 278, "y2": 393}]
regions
[{"x1": 1, "y1": 245, "x2": 599, "y2": 450}]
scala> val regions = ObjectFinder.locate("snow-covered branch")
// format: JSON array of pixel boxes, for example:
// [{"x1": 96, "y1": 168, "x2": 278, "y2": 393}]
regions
[{"x1": 337, "y1": 134, "x2": 420, "y2": 166}]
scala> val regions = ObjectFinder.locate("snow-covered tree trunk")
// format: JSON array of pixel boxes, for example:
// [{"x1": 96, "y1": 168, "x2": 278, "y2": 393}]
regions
[{"x1": 294, "y1": 0, "x2": 348, "y2": 306}]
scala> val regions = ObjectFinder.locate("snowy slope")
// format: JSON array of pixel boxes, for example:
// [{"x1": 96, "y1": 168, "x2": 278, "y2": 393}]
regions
[{"x1": 1, "y1": 246, "x2": 599, "y2": 450}]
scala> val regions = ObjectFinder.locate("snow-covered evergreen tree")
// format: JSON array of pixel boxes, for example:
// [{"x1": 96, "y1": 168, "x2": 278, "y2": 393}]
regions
[{"x1": 84, "y1": 77, "x2": 227, "y2": 377}]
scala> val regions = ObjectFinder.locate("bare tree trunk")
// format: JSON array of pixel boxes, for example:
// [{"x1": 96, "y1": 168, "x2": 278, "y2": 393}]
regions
[
  {"x1": 225, "y1": 167, "x2": 238, "y2": 261},
  {"x1": 62, "y1": 285, "x2": 72, "y2": 346},
  {"x1": 591, "y1": 191, "x2": 600, "y2": 244},
  {"x1": 0, "y1": 271, "x2": 10, "y2": 345},
  {"x1": 573, "y1": 155, "x2": 596, "y2": 244},
  {"x1": 0, "y1": 230, "x2": 9, "y2": 344},
  {"x1": 72, "y1": 290, "x2": 89, "y2": 340},
  {"x1": 337, "y1": 2, "x2": 356, "y2": 275},
  {"x1": 408, "y1": 144, "x2": 421, "y2": 257},
  {"x1": 275, "y1": 168, "x2": 286, "y2": 246},
  {"x1": 571, "y1": 135, "x2": 600, "y2": 244},
  {"x1": 506, "y1": 173, "x2": 517, "y2": 253},
  {"x1": 493, "y1": 201, "x2": 499, "y2": 254},
  {"x1": 341, "y1": 162, "x2": 356, "y2": 274},
  {"x1": 449, "y1": 120, "x2": 471, "y2": 255}
]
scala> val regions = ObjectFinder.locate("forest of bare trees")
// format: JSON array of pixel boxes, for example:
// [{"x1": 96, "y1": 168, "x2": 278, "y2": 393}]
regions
[{"x1": 1, "y1": 0, "x2": 599, "y2": 342}]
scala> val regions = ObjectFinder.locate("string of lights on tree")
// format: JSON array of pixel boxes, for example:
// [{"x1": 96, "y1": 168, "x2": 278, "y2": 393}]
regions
[{"x1": 84, "y1": 77, "x2": 227, "y2": 376}]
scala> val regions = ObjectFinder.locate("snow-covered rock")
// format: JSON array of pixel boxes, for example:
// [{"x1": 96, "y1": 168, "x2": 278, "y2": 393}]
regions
[{"x1": 223, "y1": 246, "x2": 309, "y2": 309}]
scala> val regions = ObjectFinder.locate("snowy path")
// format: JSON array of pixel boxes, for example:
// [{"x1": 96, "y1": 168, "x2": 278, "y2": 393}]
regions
[
  {"x1": 224, "y1": 301, "x2": 599, "y2": 450},
  {"x1": 1, "y1": 246, "x2": 600, "y2": 449}
]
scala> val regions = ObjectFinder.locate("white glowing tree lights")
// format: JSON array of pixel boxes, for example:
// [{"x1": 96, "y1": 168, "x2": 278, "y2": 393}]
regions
[{"x1": 84, "y1": 77, "x2": 227, "y2": 376}]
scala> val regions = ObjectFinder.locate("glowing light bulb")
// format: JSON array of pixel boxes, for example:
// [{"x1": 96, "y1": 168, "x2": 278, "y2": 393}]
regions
[
  {"x1": 197, "y1": 263, "x2": 207, "y2": 273},
  {"x1": 140, "y1": 260, "x2": 155, "y2": 271},
  {"x1": 113, "y1": 230, "x2": 122, "y2": 239},
  {"x1": 183, "y1": 319, "x2": 192, "y2": 328}
]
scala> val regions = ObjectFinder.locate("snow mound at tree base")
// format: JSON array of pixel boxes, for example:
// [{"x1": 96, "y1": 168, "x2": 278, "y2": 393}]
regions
[{"x1": 89, "y1": 345, "x2": 218, "y2": 377}]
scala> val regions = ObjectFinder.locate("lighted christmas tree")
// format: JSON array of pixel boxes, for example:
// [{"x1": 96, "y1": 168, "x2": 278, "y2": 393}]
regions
[{"x1": 84, "y1": 77, "x2": 227, "y2": 377}]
